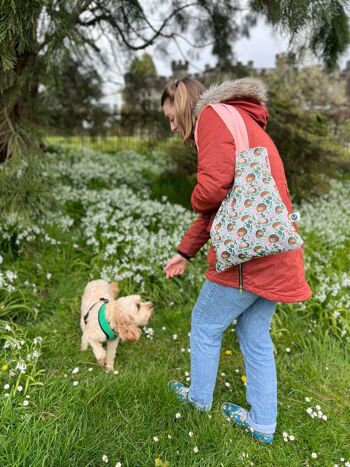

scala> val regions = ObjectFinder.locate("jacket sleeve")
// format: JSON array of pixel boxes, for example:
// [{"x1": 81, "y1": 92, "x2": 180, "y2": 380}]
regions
[
  {"x1": 177, "y1": 213, "x2": 211, "y2": 259},
  {"x1": 191, "y1": 106, "x2": 236, "y2": 214}
]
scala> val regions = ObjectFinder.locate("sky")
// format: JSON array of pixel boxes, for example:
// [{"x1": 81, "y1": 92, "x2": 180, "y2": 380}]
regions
[{"x1": 104, "y1": 17, "x2": 350, "y2": 108}]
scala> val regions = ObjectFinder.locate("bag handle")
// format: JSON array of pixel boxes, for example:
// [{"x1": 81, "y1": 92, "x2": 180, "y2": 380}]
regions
[{"x1": 194, "y1": 103, "x2": 249, "y2": 154}]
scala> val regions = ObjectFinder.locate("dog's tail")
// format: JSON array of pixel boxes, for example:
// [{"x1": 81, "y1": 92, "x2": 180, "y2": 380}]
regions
[{"x1": 110, "y1": 281, "x2": 119, "y2": 298}]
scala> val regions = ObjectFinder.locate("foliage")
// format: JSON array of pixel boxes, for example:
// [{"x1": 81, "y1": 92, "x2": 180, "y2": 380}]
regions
[
  {"x1": 39, "y1": 53, "x2": 112, "y2": 136},
  {"x1": 250, "y1": 0, "x2": 350, "y2": 71},
  {"x1": 0, "y1": 146, "x2": 349, "y2": 465},
  {"x1": 0, "y1": 151, "x2": 58, "y2": 225},
  {"x1": 264, "y1": 62, "x2": 349, "y2": 201}
]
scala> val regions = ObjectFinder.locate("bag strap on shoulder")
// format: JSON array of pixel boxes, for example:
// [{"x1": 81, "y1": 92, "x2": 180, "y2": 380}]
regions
[{"x1": 194, "y1": 103, "x2": 249, "y2": 154}]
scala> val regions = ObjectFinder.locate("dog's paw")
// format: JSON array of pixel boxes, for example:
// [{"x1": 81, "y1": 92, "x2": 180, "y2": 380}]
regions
[
  {"x1": 97, "y1": 358, "x2": 106, "y2": 368},
  {"x1": 105, "y1": 365, "x2": 114, "y2": 373}
]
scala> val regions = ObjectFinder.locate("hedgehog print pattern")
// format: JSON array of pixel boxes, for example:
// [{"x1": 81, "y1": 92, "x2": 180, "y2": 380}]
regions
[{"x1": 210, "y1": 146, "x2": 303, "y2": 272}]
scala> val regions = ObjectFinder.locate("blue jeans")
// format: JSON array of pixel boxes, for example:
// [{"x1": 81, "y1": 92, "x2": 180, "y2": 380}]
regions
[{"x1": 188, "y1": 279, "x2": 277, "y2": 434}]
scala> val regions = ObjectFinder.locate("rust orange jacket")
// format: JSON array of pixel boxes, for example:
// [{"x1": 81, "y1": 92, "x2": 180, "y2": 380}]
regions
[{"x1": 177, "y1": 78, "x2": 312, "y2": 303}]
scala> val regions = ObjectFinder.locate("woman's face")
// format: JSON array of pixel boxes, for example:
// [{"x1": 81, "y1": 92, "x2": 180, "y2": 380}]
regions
[{"x1": 162, "y1": 99, "x2": 179, "y2": 133}]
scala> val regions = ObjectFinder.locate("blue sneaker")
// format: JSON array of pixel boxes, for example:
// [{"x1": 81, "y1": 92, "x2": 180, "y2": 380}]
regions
[
  {"x1": 221, "y1": 402, "x2": 274, "y2": 445},
  {"x1": 167, "y1": 380, "x2": 190, "y2": 404},
  {"x1": 167, "y1": 380, "x2": 211, "y2": 411}
]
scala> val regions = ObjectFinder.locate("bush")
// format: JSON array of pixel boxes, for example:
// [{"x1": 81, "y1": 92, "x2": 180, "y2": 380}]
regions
[{"x1": 267, "y1": 92, "x2": 349, "y2": 202}]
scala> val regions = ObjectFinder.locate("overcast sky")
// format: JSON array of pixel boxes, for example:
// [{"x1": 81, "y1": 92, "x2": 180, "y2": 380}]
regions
[{"x1": 104, "y1": 18, "x2": 350, "y2": 107}]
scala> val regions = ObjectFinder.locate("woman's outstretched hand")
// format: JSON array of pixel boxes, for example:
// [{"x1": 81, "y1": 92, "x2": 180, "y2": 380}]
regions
[{"x1": 164, "y1": 253, "x2": 188, "y2": 279}]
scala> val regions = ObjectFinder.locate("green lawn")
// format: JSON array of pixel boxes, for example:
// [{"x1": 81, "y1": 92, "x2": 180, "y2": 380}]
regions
[{"x1": 1, "y1": 146, "x2": 349, "y2": 466}]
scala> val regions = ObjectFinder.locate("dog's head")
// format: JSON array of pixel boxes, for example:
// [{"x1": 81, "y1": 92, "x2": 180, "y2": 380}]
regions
[{"x1": 109, "y1": 295, "x2": 153, "y2": 343}]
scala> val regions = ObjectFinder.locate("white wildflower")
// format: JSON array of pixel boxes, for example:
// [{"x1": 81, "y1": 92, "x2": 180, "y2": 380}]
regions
[
  {"x1": 72, "y1": 367, "x2": 79, "y2": 374},
  {"x1": 102, "y1": 454, "x2": 109, "y2": 463},
  {"x1": 311, "y1": 453, "x2": 317, "y2": 459},
  {"x1": 193, "y1": 446, "x2": 199, "y2": 453}
]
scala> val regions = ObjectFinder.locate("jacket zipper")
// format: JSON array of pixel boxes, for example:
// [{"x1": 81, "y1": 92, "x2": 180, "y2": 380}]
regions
[{"x1": 238, "y1": 263, "x2": 244, "y2": 294}]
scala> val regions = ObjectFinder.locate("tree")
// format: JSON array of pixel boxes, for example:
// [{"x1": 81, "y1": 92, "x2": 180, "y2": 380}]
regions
[
  {"x1": 0, "y1": 0, "x2": 349, "y2": 220},
  {"x1": 39, "y1": 53, "x2": 112, "y2": 136}
]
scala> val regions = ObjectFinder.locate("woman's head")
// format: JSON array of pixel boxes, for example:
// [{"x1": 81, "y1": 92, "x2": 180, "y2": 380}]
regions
[{"x1": 161, "y1": 77, "x2": 205, "y2": 143}]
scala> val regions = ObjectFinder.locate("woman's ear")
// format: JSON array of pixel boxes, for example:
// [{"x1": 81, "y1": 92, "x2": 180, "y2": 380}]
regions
[{"x1": 115, "y1": 313, "x2": 142, "y2": 342}]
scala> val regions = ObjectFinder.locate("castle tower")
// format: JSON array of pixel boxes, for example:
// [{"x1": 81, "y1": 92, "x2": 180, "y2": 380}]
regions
[{"x1": 171, "y1": 60, "x2": 189, "y2": 79}]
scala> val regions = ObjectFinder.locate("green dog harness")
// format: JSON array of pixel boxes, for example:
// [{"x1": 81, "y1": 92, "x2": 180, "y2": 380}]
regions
[{"x1": 84, "y1": 298, "x2": 118, "y2": 341}]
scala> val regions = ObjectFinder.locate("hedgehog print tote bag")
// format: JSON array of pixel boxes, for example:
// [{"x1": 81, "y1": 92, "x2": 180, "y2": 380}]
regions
[{"x1": 197, "y1": 104, "x2": 303, "y2": 273}]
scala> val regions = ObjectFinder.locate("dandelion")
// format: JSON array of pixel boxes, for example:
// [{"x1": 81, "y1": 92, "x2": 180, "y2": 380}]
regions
[
  {"x1": 155, "y1": 459, "x2": 169, "y2": 467},
  {"x1": 72, "y1": 367, "x2": 79, "y2": 374},
  {"x1": 102, "y1": 454, "x2": 109, "y2": 463},
  {"x1": 175, "y1": 412, "x2": 181, "y2": 419},
  {"x1": 193, "y1": 446, "x2": 199, "y2": 453},
  {"x1": 1, "y1": 364, "x2": 9, "y2": 371},
  {"x1": 311, "y1": 453, "x2": 318, "y2": 459},
  {"x1": 241, "y1": 375, "x2": 247, "y2": 384},
  {"x1": 224, "y1": 349, "x2": 232, "y2": 356}
]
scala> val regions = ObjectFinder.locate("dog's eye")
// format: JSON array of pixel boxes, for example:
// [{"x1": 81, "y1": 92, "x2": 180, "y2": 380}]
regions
[{"x1": 136, "y1": 303, "x2": 141, "y2": 311}]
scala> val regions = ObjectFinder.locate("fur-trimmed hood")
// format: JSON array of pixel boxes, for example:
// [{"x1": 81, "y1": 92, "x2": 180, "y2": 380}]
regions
[{"x1": 195, "y1": 77, "x2": 268, "y2": 118}]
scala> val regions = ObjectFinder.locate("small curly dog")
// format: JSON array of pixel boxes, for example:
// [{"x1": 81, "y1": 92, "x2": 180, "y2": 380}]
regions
[{"x1": 80, "y1": 279, "x2": 153, "y2": 372}]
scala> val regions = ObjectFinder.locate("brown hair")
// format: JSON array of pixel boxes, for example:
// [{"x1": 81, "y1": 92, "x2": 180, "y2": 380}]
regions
[{"x1": 161, "y1": 77, "x2": 206, "y2": 143}]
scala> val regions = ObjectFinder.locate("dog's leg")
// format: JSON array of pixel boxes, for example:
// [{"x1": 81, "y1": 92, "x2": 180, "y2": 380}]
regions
[
  {"x1": 89, "y1": 340, "x2": 107, "y2": 368},
  {"x1": 105, "y1": 337, "x2": 120, "y2": 373},
  {"x1": 81, "y1": 333, "x2": 89, "y2": 351}
]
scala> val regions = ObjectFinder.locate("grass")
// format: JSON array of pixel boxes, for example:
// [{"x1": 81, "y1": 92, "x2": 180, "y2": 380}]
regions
[
  {"x1": 1, "y1": 298, "x2": 349, "y2": 466},
  {"x1": 1, "y1": 145, "x2": 350, "y2": 466}
]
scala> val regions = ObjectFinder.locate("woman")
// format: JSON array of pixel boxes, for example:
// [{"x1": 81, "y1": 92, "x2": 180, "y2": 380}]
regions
[{"x1": 161, "y1": 77, "x2": 312, "y2": 444}]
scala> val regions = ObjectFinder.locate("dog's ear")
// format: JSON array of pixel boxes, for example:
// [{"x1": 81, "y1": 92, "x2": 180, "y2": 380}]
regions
[
  {"x1": 115, "y1": 313, "x2": 142, "y2": 342},
  {"x1": 110, "y1": 281, "x2": 119, "y2": 298}
]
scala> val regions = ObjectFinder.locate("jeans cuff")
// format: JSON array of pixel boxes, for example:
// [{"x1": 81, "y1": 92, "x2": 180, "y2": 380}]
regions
[
  {"x1": 188, "y1": 391, "x2": 212, "y2": 412},
  {"x1": 247, "y1": 412, "x2": 276, "y2": 435}
]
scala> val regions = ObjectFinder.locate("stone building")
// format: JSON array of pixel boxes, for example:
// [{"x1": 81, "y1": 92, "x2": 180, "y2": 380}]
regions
[{"x1": 121, "y1": 54, "x2": 350, "y2": 134}]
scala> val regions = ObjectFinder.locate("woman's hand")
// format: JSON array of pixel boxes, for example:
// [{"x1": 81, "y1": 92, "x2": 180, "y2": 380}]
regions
[{"x1": 164, "y1": 253, "x2": 189, "y2": 279}]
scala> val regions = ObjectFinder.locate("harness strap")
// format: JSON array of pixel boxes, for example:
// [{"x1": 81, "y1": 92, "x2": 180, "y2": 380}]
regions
[
  {"x1": 83, "y1": 297, "x2": 109, "y2": 325},
  {"x1": 83, "y1": 298, "x2": 118, "y2": 341}
]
